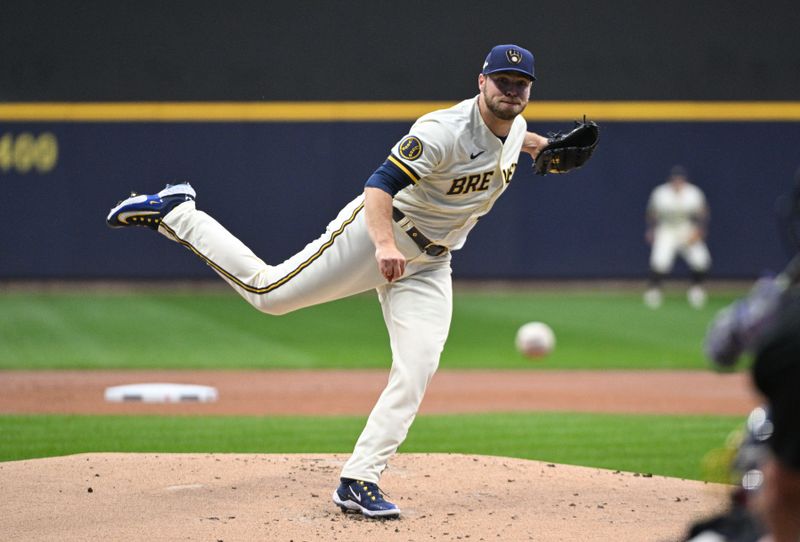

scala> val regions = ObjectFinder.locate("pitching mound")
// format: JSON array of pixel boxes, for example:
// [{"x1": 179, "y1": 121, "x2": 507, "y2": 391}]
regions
[{"x1": 0, "y1": 453, "x2": 727, "y2": 541}]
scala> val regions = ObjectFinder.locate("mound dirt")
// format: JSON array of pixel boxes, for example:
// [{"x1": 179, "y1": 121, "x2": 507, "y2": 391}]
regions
[{"x1": 0, "y1": 452, "x2": 727, "y2": 541}]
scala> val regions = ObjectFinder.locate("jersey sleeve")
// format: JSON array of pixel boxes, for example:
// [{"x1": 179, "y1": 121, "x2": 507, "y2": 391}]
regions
[
  {"x1": 364, "y1": 161, "x2": 414, "y2": 196},
  {"x1": 696, "y1": 187, "x2": 708, "y2": 208},
  {"x1": 386, "y1": 119, "x2": 451, "y2": 185}
]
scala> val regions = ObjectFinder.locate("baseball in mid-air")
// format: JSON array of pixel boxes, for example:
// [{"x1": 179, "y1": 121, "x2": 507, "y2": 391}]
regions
[{"x1": 515, "y1": 322, "x2": 556, "y2": 358}]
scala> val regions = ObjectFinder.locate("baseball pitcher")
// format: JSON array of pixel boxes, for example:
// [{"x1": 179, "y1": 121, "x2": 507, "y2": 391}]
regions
[{"x1": 106, "y1": 43, "x2": 598, "y2": 518}]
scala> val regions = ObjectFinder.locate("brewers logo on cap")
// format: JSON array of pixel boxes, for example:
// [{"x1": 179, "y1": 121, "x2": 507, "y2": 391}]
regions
[
  {"x1": 399, "y1": 136, "x2": 423, "y2": 161},
  {"x1": 481, "y1": 44, "x2": 536, "y2": 80},
  {"x1": 506, "y1": 49, "x2": 522, "y2": 65}
]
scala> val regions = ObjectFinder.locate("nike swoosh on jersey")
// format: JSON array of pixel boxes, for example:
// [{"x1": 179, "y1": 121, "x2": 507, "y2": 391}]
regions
[
  {"x1": 470, "y1": 151, "x2": 485, "y2": 159},
  {"x1": 117, "y1": 210, "x2": 161, "y2": 224}
]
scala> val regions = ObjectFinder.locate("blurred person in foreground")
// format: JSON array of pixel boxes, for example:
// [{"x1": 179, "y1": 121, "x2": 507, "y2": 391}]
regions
[
  {"x1": 689, "y1": 168, "x2": 800, "y2": 541},
  {"x1": 644, "y1": 165, "x2": 711, "y2": 309}
]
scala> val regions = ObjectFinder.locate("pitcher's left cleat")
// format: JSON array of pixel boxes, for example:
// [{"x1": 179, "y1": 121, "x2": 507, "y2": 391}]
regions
[
  {"x1": 106, "y1": 182, "x2": 196, "y2": 229},
  {"x1": 332, "y1": 478, "x2": 400, "y2": 518}
]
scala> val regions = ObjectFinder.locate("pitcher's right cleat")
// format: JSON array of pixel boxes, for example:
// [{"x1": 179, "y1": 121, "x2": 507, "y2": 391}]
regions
[
  {"x1": 106, "y1": 182, "x2": 196, "y2": 229},
  {"x1": 332, "y1": 478, "x2": 400, "y2": 519}
]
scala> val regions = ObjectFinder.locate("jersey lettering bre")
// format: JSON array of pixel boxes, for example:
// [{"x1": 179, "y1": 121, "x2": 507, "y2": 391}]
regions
[{"x1": 388, "y1": 97, "x2": 527, "y2": 250}]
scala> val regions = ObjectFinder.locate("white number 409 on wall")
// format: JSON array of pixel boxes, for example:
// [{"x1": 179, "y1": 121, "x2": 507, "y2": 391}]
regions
[{"x1": 0, "y1": 132, "x2": 58, "y2": 174}]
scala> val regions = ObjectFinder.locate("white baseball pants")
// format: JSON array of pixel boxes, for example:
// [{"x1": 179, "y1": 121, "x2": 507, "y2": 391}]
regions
[
  {"x1": 650, "y1": 225, "x2": 711, "y2": 273},
  {"x1": 160, "y1": 194, "x2": 453, "y2": 483}
]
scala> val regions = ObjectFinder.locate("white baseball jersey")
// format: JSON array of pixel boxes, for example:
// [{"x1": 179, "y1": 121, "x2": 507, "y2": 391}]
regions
[
  {"x1": 647, "y1": 182, "x2": 707, "y2": 228},
  {"x1": 390, "y1": 96, "x2": 527, "y2": 250}
]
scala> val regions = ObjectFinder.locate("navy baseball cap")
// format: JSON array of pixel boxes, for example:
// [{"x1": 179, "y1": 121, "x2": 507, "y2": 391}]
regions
[
  {"x1": 482, "y1": 44, "x2": 536, "y2": 80},
  {"x1": 669, "y1": 165, "x2": 689, "y2": 178}
]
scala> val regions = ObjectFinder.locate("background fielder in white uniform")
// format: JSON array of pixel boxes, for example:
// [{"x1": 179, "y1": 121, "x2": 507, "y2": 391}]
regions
[
  {"x1": 107, "y1": 44, "x2": 549, "y2": 518},
  {"x1": 644, "y1": 165, "x2": 711, "y2": 308}
]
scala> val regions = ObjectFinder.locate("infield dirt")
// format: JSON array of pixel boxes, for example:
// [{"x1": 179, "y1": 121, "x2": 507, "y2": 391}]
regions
[{"x1": 0, "y1": 369, "x2": 757, "y2": 416}]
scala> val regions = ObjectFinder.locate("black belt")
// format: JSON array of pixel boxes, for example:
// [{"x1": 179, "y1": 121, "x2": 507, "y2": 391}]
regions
[{"x1": 392, "y1": 208, "x2": 449, "y2": 257}]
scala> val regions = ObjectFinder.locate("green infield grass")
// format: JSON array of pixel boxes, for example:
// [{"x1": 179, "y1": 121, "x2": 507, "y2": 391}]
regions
[
  {"x1": 0, "y1": 412, "x2": 743, "y2": 481},
  {"x1": 0, "y1": 285, "x2": 745, "y2": 370}
]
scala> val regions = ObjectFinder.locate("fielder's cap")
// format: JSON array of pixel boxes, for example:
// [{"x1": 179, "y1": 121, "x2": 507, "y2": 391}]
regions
[
  {"x1": 482, "y1": 44, "x2": 536, "y2": 80},
  {"x1": 669, "y1": 165, "x2": 689, "y2": 178}
]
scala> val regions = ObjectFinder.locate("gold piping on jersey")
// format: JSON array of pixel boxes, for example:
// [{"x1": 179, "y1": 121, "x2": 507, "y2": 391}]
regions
[
  {"x1": 387, "y1": 154, "x2": 420, "y2": 183},
  {"x1": 160, "y1": 202, "x2": 364, "y2": 294}
]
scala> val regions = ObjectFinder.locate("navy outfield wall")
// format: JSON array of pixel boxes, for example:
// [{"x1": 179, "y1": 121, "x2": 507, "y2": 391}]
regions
[{"x1": 1, "y1": 107, "x2": 799, "y2": 280}]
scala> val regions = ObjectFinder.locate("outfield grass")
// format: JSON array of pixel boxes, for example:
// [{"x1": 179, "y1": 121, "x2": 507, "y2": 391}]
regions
[
  {"x1": 0, "y1": 286, "x2": 745, "y2": 369},
  {"x1": 0, "y1": 412, "x2": 742, "y2": 481}
]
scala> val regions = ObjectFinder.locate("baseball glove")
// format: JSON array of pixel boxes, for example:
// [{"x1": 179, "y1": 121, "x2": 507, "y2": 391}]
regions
[{"x1": 534, "y1": 118, "x2": 600, "y2": 175}]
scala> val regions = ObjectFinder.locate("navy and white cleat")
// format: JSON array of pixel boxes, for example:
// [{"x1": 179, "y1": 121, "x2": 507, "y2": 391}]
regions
[
  {"x1": 332, "y1": 479, "x2": 400, "y2": 518},
  {"x1": 106, "y1": 182, "x2": 196, "y2": 229}
]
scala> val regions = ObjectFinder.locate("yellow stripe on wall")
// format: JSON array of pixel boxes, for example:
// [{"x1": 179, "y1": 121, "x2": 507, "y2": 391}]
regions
[
  {"x1": 1, "y1": 101, "x2": 799, "y2": 122},
  {"x1": 0, "y1": 102, "x2": 453, "y2": 122},
  {"x1": 548, "y1": 101, "x2": 800, "y2": 121}
]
